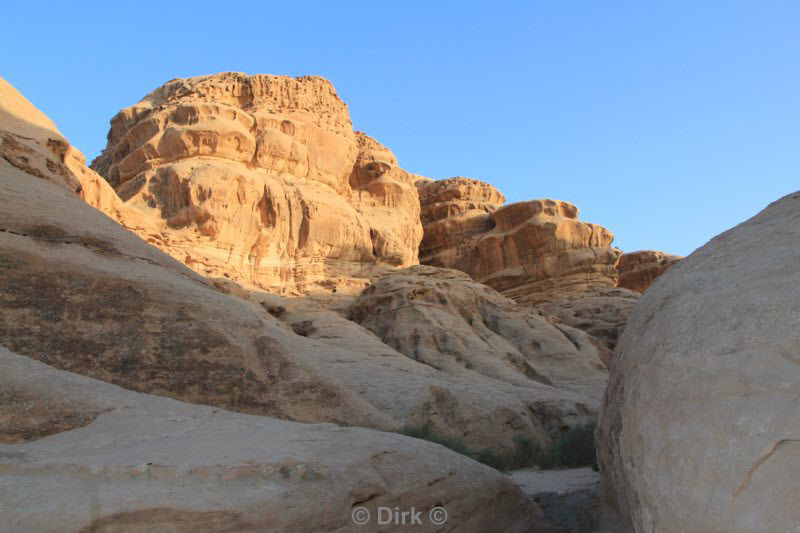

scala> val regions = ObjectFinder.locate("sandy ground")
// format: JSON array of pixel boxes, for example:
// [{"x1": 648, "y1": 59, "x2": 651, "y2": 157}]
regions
[
  {"x1": 508, "y1": 467, "x2": 600, "y2": 496},
  {"x1": 507, "y1": 468, "x2": 628, "y2": 532}
]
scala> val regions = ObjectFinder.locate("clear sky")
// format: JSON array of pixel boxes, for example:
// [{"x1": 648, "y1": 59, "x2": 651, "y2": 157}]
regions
[{"x1": 3, "y1": 1, "x2": 798, "y2": 256}]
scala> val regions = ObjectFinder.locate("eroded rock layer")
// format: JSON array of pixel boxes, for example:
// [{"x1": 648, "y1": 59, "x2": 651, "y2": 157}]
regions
[
  {"x1": 616, "y1": 250, "x2": 682, "y2": 293},
  {"x1": 0, "y1": 77, "x2": 605, "y2": 455},
  {"x1": 90, "y1": 72, "x2": 423, "y2": 296},
  {"x1": 347, "y1": 266, "x2": 610, "y2": 404},
  {"x1": 597, "y1": 191, "x2": 800, "y2": 532},
  {"x1": 0, "y1": 348, "x2": 548, "y2": 532},
  {"x1": 417, "y1": 178, "x2": 621, "y2": 305}
]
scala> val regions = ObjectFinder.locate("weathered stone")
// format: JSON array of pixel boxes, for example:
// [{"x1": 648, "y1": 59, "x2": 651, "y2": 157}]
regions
[
  {"x1": 90, "y1": 72, "x2": 423, "y2": 296},
  {"x1": 616, "y1": 250, "x2": 682, "y2": 293},
  {"x1": 0, "y1": 347, "x2": 549, "y2": 532},
  {"x1": 597, "y1": 191, "x2": 800, "y2": 532},
  {"x1": 417, "y1": 178, "x2": 621, "y2": 304}
]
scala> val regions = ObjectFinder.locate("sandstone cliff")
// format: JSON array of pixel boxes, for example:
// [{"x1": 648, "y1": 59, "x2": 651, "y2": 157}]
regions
[
  {"x1": 418, "y1": 177, "x2": 621, "y2": 304},
  {"x1": 597, "y1": 191, "x2": 800, "y2": 532},
  {"x1": 417, "y1": 177, "x2": 636, "y2": 349},
  {"x1": 90, "y1": 72, "x2": 422, "y2": 296},
  {"x1": 616, "y1": 249, "x2": 682, "y2": 293},
  {"x1": 1, "y1": 77, "x2": 605, "y2": 456}
]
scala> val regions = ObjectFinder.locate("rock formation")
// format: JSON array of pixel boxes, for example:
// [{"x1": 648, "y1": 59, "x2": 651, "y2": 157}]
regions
[
  {"x1": 0, "y1": 347, "x2": 548, "y2": 532},
  {"x1": 417, "y1": 177, "x2": 635, "y2": 350},
  {"x1": 90, "y1": 72, "x2": 423, "y2": 296},
  {"x1": 536, "y1": 287, "x2": 641, "y2": 352},
  {"x1": 417, "y1": 178, "x2": 621, "y2": 303},
  {"x1": 0, "y1": 77, "x2": 606, "y2": 455},
  {"x1": 347, "y1": 266, "x2": 610, "y2": 401},
  {"x1": 616, "y1": 250, "x2": 682, "y2": 293},
  {"x1": 597, "y1": 191, "x2": 800, "y2": 532}
]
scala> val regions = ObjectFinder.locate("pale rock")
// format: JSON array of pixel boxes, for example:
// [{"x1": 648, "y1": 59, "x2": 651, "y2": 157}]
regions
[
  {"x1": 347, "y1": 265, "x2": 610, "y2": 404},
  {"x1": 0, "y1": 347, "x2": 549, "y2": 532},
  {"x1": 597, "y1": 191, "x2": 800, "y2": 532}
]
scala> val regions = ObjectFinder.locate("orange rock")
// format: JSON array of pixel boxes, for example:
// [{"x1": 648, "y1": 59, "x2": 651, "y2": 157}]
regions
[
  {"x1": 90, "y1": 72, "x2": 422, "y2": 296},
  {"x1": 418, "y1": 178, "x2": 621, "y2": 304},
  {"x1": 616, "y1": 250, "x2": 682, "y2": 293}
]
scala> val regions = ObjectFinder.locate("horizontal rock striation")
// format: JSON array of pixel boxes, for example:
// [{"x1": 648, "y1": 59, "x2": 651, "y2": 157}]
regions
[
  {"x1": 0, "y1": 347, "x2": 548, "y2": 532},
  {"x1": 616, "y1": 249, "x2": 682, "y2": 293},
  {"x1": 418, "y1": 178, "x2": 621, "y2": 305},
  {"x1": 90, "y1": 72, "x2": 423, "y2": 296}
]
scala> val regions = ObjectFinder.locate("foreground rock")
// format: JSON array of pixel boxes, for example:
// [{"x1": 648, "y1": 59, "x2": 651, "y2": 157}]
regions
[
  {"x1": 615, "y1": 250, "x2": 682, "y2": 293},
  {"x1": 0, "y1": 348, "x2": 548, "y2": 532},
  {"x1": 597, "y1": 191, "x2": 800, "y2": 532},
  {"x1": 0, "y1": 77, "x2": 602, "y2": 453},
  {"x1": 91, "y1": 72, "x2": 423, "y2": 297},
  {"x1": 417, "y1": 178, "x2": 621, "y2": 304}
]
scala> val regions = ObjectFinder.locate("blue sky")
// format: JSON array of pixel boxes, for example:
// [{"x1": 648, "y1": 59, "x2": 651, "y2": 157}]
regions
[{"x1": 3, "y1": 1, "x2": 798, "y2": 255}]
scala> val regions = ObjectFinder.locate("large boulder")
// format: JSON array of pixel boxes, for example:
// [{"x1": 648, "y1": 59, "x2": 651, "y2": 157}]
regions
[
  {"x1": 0, "y1": 347, "x2": 548, "y2": 532},
  {"x1": 597, "y1": 191, "x2": 800, "y2": 532},
  {"x1": 90, "y1": 72, "x2": 423, "y2": 296},
  {"x1": 616, "y1": 250, "x2": 682, "y2": 293}
]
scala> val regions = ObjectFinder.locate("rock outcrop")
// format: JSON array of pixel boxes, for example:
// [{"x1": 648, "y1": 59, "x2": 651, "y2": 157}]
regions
[
  {"x1": 597, "y1": 191, "x2": 800, "y2": 532},
  {"x1": 347, "y1": 266, "x2": 610, "y2": 402},
  {"x1": 616, "y1": 250, "x2": 682, "y2": 293},
  {"x1": 416, "y1": 177, "x2": 634, "y2": 350},
  {"x1": 90, "y1": 72, "x2": 423, "y2": 296},
  {"x1": 536, "y1": 287, "x2": 641, "y2": 352},
  {"x1": 417, "y1": 178, "x2": 621, "y2": 304},
  {"x1": 0, "y1": 347, "x2": 548, "y2": 532},
  {"x1": 0, "y1": 78, "x2": 606, "y2": 454}
]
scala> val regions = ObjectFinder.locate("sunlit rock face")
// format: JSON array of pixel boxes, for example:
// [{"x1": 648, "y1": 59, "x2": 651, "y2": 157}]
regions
[
  {"x1": 91, "y1": 72, "x2": 423, "y2": 296},
  {"x1": 418, "y1": 176, "x2": 622, "y2": 301}
]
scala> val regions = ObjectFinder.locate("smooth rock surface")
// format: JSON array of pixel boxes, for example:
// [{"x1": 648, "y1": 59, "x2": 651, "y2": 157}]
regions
[
  {"x1": 597, "y1": 191, "x2": 800, "y2": 532},
  {"x1": 0, "y1": 347, "x2": 548, "y2": 532}
]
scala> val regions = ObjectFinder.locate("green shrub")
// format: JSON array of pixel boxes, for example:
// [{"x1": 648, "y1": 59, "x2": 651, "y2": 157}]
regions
[
  {"x1": 551, "y1": 423, "x2": 597, "y2": 468},
  {"x1": 396, "y1": 422, "x2": 596, "y2": 472}
]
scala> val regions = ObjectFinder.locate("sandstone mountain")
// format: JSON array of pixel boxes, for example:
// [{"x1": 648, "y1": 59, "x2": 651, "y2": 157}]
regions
[
  {"x1": 616, "y1": 250, "x2": 682, "y2": 293},
  {"x1": 90, "y1": 72, "x2": 422, "y2": 297},
  {"x1": 1, "y1": 76, "x2": 611, "y2": 458},
  {"x1": 597, "y1": 191, "x2": 800, "y2": 532},
  {"x1": 0, "y1": 347, "x2": 547, "y2": 532}
]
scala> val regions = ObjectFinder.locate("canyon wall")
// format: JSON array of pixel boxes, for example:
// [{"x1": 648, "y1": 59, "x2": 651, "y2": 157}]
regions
[{"x1": 90, "y1": 72, "x2": 422, "y2": 296}]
